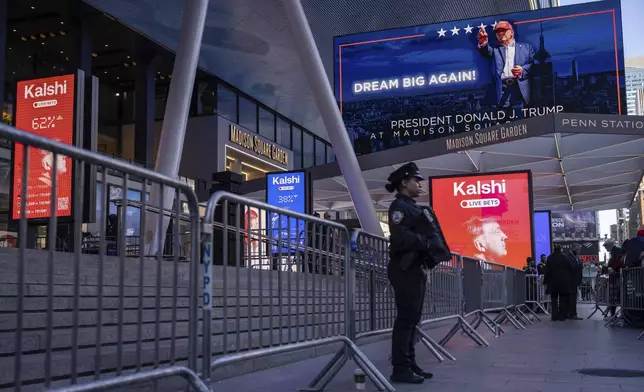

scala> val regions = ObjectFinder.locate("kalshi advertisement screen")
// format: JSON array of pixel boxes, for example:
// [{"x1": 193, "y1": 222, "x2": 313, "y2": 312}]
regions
[
  {"x1": 430, "y1": 171, "x2": 533, "y2": 269},
  {"x1": 12, "y1": 74, "x2": 76, "y2": 220}
]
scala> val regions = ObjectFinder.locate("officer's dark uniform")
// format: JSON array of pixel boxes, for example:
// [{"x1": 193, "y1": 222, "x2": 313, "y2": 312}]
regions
[{"x1": 386, "y1": 162, "x2": 451, "y2": 383}]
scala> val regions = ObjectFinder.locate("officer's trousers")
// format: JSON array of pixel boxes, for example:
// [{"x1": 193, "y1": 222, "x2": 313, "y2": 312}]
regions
[{"x1": 387, "y1": 261, "x2": 427, "y2": 370}]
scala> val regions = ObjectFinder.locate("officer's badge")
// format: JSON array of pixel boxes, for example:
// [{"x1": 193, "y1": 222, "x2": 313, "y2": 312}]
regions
[
  {"x1": 423, "y1": 209, "x2": 434, "y2": 223},
  {"x1": 391, "y1": 211, "x2": 404, "y2": 224}
]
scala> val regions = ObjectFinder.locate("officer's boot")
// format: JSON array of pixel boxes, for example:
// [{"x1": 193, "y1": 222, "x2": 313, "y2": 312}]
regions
[
  {"x1": 411, "y1": 364, "x2": 434, "y2": 379},
  {"x1": 390, "y1": 367, "x2": 424, "y2": 384}
]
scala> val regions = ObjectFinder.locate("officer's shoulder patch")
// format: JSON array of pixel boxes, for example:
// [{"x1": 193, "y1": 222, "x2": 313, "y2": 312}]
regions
[
  {"x1": 423, "y1": 209, "x2": 434, "y2": 222},
  {"x1": 391, "y1": 211, "x2": 404, "y2": 224}
]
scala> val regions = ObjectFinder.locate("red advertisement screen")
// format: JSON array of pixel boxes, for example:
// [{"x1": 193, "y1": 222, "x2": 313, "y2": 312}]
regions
[
  {"x1": 12, "y1": 74, "x2": 75, "y2": 220},
  {"x1": 431, "y1": 172, "x2": 532, "y2": 270}
]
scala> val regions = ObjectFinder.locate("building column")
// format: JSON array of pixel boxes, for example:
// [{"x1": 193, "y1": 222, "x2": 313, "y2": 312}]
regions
[
  {"x1": 134, "y1": 39, "x2": 156, "y2": 167},
  {"x1": 0, "y1": 0, "x2": 7, "y2": 113},
  {"x1": 281, "y1": 0, "x2": 383, "y2": 237},
  {"x1": 143, "y1": 0, "x2": 209, "y2": 255}
]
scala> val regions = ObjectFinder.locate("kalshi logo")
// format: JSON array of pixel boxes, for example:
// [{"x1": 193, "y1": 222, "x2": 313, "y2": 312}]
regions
[
  {"x1": 24, "y1": 79, "x2": 67, "y2": 99},
  {"x1": 453, "y1": 179, "x2": 506, "y2": 196}
]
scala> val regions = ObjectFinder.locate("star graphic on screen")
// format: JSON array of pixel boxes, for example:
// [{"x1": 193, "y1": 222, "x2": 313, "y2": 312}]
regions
[
  {"x1": 464, "y1": 24, "x2": 474, "y2": 34},
  {"x1": 437, "y1": 28, "x2": 447, "y2": 37},
  {"x1": 492, "y1": 21, "x2": 498, "y2": 29},
  {"x1": 478, "y1": 22, "x2": 487, "y2": 30},
  {"x1": 450, "y1": 26, "x2": 460, "y2": 36}
]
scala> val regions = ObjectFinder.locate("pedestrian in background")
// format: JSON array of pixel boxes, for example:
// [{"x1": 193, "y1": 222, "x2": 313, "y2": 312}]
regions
[
  {"x1": 385, "y1": 162, "x2": 451, "y2": 384},
  {"x1": 566, "y1": 243, "x2": 583, "y2": 320},
  {"x1": 543, "y1": 244, "x2": 573, "y2": 321}
]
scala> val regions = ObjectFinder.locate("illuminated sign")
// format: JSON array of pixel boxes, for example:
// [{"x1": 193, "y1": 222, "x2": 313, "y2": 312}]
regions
[
  {"x1": 430, "y1": 171, "x2": 533, "y2": 270},
  {"x1": 334, "y1": 0, "x2": 625, "y2": 155},
  {"x1": 266, "y1": 171, "x2": 307, "y2": 254},
  {"x1": 12, "y1": 74, "x2": 76, "y2": 220},
  {"x1": 533, "y1": 211, "x2": 552, "y2": 264},
  {"x1": 551, "y1": 211, "x2": 598, "y2": 240},
  {"x1": 229, "y1": 124, "x2": 288, "y2": 165}
]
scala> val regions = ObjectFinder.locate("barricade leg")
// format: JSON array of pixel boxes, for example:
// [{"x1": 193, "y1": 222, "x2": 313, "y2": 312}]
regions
[
  {"x1": 299, "y1": 348, "x2": 349, "y2": 392},
  {"x1": 434, "y1": 315, "x2": 489, "y2": 348},
  {"x1": 416, "y1": 326, "x2": 455, "y2": 362},
  {"x1": 465, "y1": 310, "x2": 505, "y2": 337},
  {"x1": 520, "y1": 304, "x2": 541, "y2": 322},
  {"x1": 493, "y1": 308, "x2": 525, "y2": 330},
  {"x1": 638, "y1": 330, "x2": 644, "y2": 340},
  {"x1": 513, "y1": 305, "x2": 534, "y2": 325},
  {"x1": 587, "y1": 304, "x2": 608, "y2": 319}
]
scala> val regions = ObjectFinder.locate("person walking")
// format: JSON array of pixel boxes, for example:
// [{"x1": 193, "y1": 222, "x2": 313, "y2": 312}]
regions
[
  {"x1": 543, "y1": 244, "x2": 573, "y2": 321},
  {"x1": 385, "y1": 162, "x2": 451, "y2": 384},
  {"x1": 566, "y1": 243, "x2": 583, "y2": 320}
]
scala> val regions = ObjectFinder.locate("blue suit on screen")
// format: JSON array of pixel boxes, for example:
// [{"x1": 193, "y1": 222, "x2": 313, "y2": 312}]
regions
[{"x1": 479, "y1": 42, "x2": 535, "y2": 107}]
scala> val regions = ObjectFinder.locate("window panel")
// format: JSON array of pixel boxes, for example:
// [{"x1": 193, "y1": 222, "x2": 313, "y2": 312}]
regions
[
  {"x1": 315, "y1": 139, "x2": 326, "y2": 165},
  {"x1": 326, "y1": 146, "x2": 335, "y2": 163},
  {"x1": 292, "y1": 127, "x2": 302, "y2": 169},
  {"x1": 303, "y1": 133, "x2": 314, "y2": 168},
  {"x1": 217, "y1": 84, "x2": 237, "y2": 122},
  {"x1": 277, "y1": 117, "x2": 291, "y2": 149},
  {"x1": 238, "y1": 96, "x2": 257, "y2": 132},
  {"x1": 258, "y1": 107, "x2": 275, "y2": 141}
]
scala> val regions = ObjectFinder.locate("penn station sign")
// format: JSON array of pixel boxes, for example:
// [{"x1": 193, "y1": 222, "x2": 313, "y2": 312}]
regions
[{"x1": 229, "y1": 125, "x2": 288, "y2": 165}]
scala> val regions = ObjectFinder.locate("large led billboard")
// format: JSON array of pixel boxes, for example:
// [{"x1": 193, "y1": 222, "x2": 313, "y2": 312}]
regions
[
  {"x1": 334, "y1": 1, "x2": 625, "y2": 155},
  {"x1": 533, "y1": 210, "x2": 552, "y2": 262},
  {"x1": 551, "y1": 211, "x2": 598, "y2": 241},
  {"x1": 266, "y1": 171, "x2": 308, "y2": 254},
  {"x1": 430, "y1": 171, "x2": 533, "y2": 269},
  {"x1": 12, "y1": 74, "x2": 76, "y2": 220}
]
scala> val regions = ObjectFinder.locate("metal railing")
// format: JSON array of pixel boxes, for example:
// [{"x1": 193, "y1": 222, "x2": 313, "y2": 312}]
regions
[
  {"x1": 200, "y1": 194, "x2": 394, "y2": 392},
  {"x1": 1, "y1": 121, "x2": 201, "y2": 391},
  {"x1": 2, "y1": 122, "x2": 554, "y2": 392}
]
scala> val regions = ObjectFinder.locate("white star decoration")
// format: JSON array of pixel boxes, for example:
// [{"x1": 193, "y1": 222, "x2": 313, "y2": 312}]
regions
[{"x1": 432, "y1": 22, "x2": 496, "y2": 38}]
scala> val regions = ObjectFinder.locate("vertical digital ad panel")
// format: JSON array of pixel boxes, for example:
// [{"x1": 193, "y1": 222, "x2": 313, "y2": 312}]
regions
[
  {"x1": 334, "y1": 0, "x2": 625, "y2": 155},
  {"x1": 533, "y1": 210, "x2": 552, "y2": 263},
  {"x1": 266, "y1": 171, "x2": 307, "y2": 254},
  {"x1": 430, "y1": 171, "x2": 534, "y2": 269},
  {"x1": 12, "y1": 74, "x2": 76, "y2": 220}
]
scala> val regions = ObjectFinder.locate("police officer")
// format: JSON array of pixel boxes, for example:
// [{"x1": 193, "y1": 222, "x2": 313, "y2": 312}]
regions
[{"x1": 385, "y1": 162, "x2": 451, "y2": 384}]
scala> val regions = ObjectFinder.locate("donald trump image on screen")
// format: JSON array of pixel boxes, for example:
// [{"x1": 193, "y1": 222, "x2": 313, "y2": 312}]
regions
[
  {"x1": 465, "y1": 216, "x2": 509, "y2": 263},
  {"x1": 464, "y1": 191, "x2": 510, "y2": 263},
  {"x1": 478, "y1": 21, "x2": 535, "y2": 111}
]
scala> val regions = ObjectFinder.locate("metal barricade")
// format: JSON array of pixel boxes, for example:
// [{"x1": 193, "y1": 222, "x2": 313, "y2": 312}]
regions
[
  {"x1": 590, "y1": 273, "x2": 621, "y2": 322},
  {"x1": 620, "y1": 267, "x2": 644, "y2": 339},
  {"x1": 479, "y1": 262, "x2": 526, "y2": 330},
  {"x1": 350, "y1": 231, "x2": 487, "y2": 364},
  {"x1": 1, "y1": 124, "x2": 201, "y2": 391},
  {"x1": 610, "y1": 266, "x2": 644, "y2": 330},
  {"x1": 201, "y1": 193, "x2": 393, "y2": 392},
  {"x1": 525, "y1": 274, "x2": 550, "y2": 314}
]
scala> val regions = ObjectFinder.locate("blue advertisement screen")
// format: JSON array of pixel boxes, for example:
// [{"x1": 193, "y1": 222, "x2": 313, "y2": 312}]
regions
[
  {"x1": 334, "y1": 0, "x2": 626, "y2": 155},
  {"x1": 266, "y1": 171, "x2": 307, "y2": 253},
  {"x1": 533, "y1": 211, "x2": 552, "y2": 266}
]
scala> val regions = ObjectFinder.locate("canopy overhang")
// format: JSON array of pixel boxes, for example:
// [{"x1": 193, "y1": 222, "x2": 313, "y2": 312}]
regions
[{"x1": 241, "y1": 113, "x2": 644, "y2": 212}]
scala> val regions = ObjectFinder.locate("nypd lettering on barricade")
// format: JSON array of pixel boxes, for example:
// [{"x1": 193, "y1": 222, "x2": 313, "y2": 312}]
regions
[
  {"x1": 24, "y1": 80, "x2": 68, "y2": 99},
  {"x1": 453, "y1": 179, "x2": 506, "y2": 196},
  {"x1": 202, "y1": 242, "x2": 212, "y2": 309}
]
